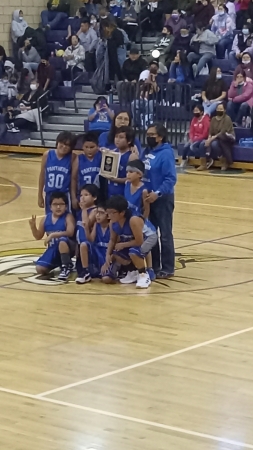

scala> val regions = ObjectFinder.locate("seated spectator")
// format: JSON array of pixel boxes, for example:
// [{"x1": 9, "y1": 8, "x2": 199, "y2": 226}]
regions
[
  {"x1": 0, "y1": 46, "x2": 7, "y2": 79},
  {"x1": 227, "y1": 70, "x2": 253, "y2": 125},
  {"x1": 187, "y1": 23, "x2": 219, "y2": 78},
  {"x1": 99, "y1": 110, "x2": 142, "y2": 152},
  {"x1": 168, "y1": 51, "x2": 188, "y2": 106},
  {"x1": 180, "y1": 104, "x2": 210, "y2": 168},
  {"x1": 165, "y1": 9, "x2": 187, "y2": 37},
  {"x1": 202, "y1": 103, "x2": 235, "y2": 170},
  {"x1": 62, "y1": 35, "x2": 85, "y2": 86},
  {"x1": 153, "y1": 26, "x2": 175, "y2": 65},
  {"x1": 191, "y1": 0, "x2": 215, "y2": 28},
  {"x1": 18, "y1": 39, "x2": 41, "y2": 74},
  {"x1": 171, "y1": 27, "x2": 191, "y2": 57},
  {"x1": 11, "y1": 10, "x2": 28, "y2": 59},
  {"x1": 225, "y1": 0, "x2": 236, "y2": 24},
  {"x1": 41, "y1": 0, "x2": 70, "y2": 30},
  {"x1": 17, "y1": 68, "x2": 32, "y2": 97},
  {"x1": 67, "y1": 7, "x2": 87, "y2": 37},
  {"x1": 117, "y1": 47, "x2": 147, "y2": 104},
  {"x1": 4, "y1": 60, "x2": 15, "y2": 78},
  {"x1": 210, "y1": 4, "x2": 235, "y2": 58},
  {"x1": 99, "y1": 7, "x2": 116, "y2": 26},
  {"x1": 88, "y1": 96, "x2": 115, "y2": 134},
  {"x1": 234, "y1": 52, "x2": 253, "y2": 80},
  {"x1": 5, "y1": 79, "x2": 46, "y2": 132},
  {"x1": 109, "y1": 0, "x2": 122, "y2": 18},
  {"x1": 236, "y1": 0, "x2": 250, "y2": 30},
  {"x1": 120, "y1": 0, "x2": 138, "y2": 41},
  {"x1": 0, "y1": 73, "x2": 9, "y2": 110},
  {"x1": 19, "y1": 27, "x2": 47, "y2": 60},
  {"x1": 246, "y1": 0, "x2": 253, "y2": 24},
  {"x1": 229, "y1": 25, "x2": 253, "y2": 71},
  {"x1": 140, "y1": 1, "x2": 164, "y2": 34},
  {"x1": 79, "y1": 18, "x2": 98, "y2": 72},
  {"x1": 201, "y1": 67, "x2": 227, "y2": 115},
  {"x1": 90, "y1": 14, "x2": 99, "y2": 33},
  {"x1": 37, "y1": 57, "x2": 56, "y2": 91},
  {"x1": 85, "y1": 0, "x2": 100, "y2": 17}
]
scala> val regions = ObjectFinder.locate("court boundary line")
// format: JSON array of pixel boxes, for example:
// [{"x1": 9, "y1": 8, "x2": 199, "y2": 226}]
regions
[
  {"x1": 0, "y1": 387, "x2": 252, "y2": 449},
  {"x1": 37, "y1": 326, "x2": 253, "y2": 397},
  {"x1": 0, "y1": 215, "x2": 44, "y2": 226}
]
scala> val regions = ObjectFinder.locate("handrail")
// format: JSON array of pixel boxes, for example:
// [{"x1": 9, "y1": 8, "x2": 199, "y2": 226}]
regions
[
  {"x1": 71, "y1": 62, "x2": 85, "y2": 114},
  {"x1": 36, "y1": 89, "x2": 50, "y2": 147}
]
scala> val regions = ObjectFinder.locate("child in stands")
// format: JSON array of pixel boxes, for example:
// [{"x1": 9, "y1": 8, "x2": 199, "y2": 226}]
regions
[
  {"x1": 38, "y1": 131, "x2": 76, "y2": 213},
  {"x1": 29, "y1": 191, "x2": 76, "y2": 281},
  {"x1": 76, "y1": 184, "x2": 99, "y2": 283},
  {"x1": 76, "y1": 202, "x2": 110, "y2": 284},
  {"x1": 102, "y1": 195, "x2": 157, "y2": 289},
  {"x1": 108, "y1": 126, "x2": 138, "y2": 198},
  {"x1": 71, "y1": 132, "x2": 102, "y2": 210}
]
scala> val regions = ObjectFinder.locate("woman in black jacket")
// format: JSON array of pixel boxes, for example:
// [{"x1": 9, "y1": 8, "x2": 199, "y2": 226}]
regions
[{"x1": 101, "y1": 19, "x2": 124, "y2": 81}]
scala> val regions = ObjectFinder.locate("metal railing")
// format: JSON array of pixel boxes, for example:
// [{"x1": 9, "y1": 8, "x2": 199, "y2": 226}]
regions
[
  {"x1": 71, "y1": 63, "x2": 86, "y2": 114},
  {"x1": 37, "y1": 90, "x2": 51, "y2": 147},
  {"x1": 113, "y1": 81, "x2": 192, "y2": 147}
]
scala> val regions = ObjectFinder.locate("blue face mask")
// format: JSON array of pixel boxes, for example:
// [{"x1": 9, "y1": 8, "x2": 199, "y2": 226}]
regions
[
  {"x1": 242, "y1": 29, "x2": 249, "y2": 35},
  {"x1": 218, "y1": 10, "x2": 224, "y2": 15}
]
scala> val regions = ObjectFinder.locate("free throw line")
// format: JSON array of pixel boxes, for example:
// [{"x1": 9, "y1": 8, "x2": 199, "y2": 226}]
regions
[{"x1": 37, "y1": 326, "x2": 253, "y2": 397}]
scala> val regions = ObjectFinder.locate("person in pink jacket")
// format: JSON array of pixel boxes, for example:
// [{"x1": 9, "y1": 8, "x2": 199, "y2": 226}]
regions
[{"x1": 226, "y1": 70, "x2": 253, "y2": 125}]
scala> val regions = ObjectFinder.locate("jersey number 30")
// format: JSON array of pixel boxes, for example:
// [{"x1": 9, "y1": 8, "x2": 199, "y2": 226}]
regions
[{"x1": 48, "y1": 173, "x2": 64, "y2": 189}]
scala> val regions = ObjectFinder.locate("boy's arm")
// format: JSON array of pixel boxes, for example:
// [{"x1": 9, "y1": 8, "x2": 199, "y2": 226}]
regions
[
  {"x1": 85, "y1": 222, "x2": 97, "y2": 243},
  {"x1": 46, "y1": 214, "x2": 75, "y2": 243},
  {"x1": 71, "y1": 156, "x2": 79, "y2": 210},
  {"x1": 29, "y1": 215, "x2": 45, "y2": 240},
  {"x1": 142, "y1": 189, "x2": 150, "y2": 219},
  {"x1": 115, "y1": 216, "x2": 144, "y2": 250},
  {"x1": 106, "y1": 225, "x2": 118, "y2": 258},
  {"x1": 38, "y1": 151, "x2": 48, "y2": 208}
]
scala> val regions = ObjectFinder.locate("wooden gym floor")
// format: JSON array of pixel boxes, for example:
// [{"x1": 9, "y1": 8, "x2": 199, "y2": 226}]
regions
[{"x1": 1, "y1": 153, "x2": 253, "y2": 450}]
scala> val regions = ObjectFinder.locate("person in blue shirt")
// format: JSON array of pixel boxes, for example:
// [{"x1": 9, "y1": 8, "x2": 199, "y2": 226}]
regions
[
  {"x1": 102, "y1": 195, "x2": 157, "y2": 289},
  {"x1": 98, "y1": 110, "x2": 142, "y2": 153},
  {"x1": 107, "y1": 126, "x2": 138, "y2": 198},
  {"x1": 167, "y1": 50, "x2": 188, "y2": 107},
  {"x1": 109, "y1": 0, "x2": 122, "y2": 18},
  {"x1": 29, "y1": 191, "x2": 76, "y2": 281},
  {"x1": 71, "y1": 132, "x2": 102, "y2": 210},
  {"x1": 88, "y1": 96, "x2": 115, "y2": 135},
  {"x1": 142, "y1": 123, "x2": 177, "y2": 279},
  {"x1": 38, "y1": 131, "x2": 77, "y2": 214}
]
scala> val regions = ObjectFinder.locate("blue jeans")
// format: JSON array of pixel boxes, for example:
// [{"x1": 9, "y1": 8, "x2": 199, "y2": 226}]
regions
[
  {"x1": 187, "y1": 52, "x2": 214, "y2": 76},
  {"x1": 41, "y1": 10, "x2": 68, "y2": 29},
  {"x1": 149, "y1": 194, "x2": 175, "y2": 274},
  {"x1": 131, "y1": 99, "x2": 154, "y2": 128},
  {"x1": 209, "y1": 139, "x2": 222, "y2": 159},
  {"x1": 23, "y1": 62, "x2": 39, "y2": 74},
  {"x1": 182, "y1": 141, "x2": 206, "y2": 160},
  {"x1": 228, "y1": 51, "x2": 240, "y2": 71},
  {"x1": 226, "y1": 100, "x2": 249, "y2": 124},
  {"x1": 216, "y1": 36, "x2": 233, "y2": 59},
  {"x1": 203, "y1": 100, "x2": 221, "y2": 116}
]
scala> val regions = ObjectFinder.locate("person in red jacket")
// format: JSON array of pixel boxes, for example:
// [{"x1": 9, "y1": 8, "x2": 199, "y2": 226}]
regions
[{"x1": 180, "y1": 104, "x2": 210, "y2": 168}]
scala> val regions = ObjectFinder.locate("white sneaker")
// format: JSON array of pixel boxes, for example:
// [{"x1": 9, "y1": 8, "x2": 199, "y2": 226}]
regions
[
  {"x1": 120, "y1": 270, "x2": 138, "y2": 284},
  {"x1": 136, "y1": 272, "x2": 151, "y2": 289},
  {"x1": 76, "y1": 272, "x2": 91, "y2": 284},
  {"x1": 180, "y1": 158, "x2": 188, "y2": 168},
  {"x1": 172, "y1": 102, "x2": 180, "y2": 107}
]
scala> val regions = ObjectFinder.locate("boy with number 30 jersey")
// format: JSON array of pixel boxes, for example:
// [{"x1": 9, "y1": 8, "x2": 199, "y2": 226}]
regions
[{"x1": 38, "y1": 131, "x2": 77, "y2": 214}]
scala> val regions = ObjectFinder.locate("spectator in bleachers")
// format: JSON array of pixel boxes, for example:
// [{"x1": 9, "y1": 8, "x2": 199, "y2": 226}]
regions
[
  {"x1": 109, "y1": 0, "x2": 122, "y2": 18},
  {"x1": 41, "y1": 0, "x2": 70, "y2": 30},
  {"x1": 37, "y1": 57, "x2": 56, "y2": 91},
  {"x1": 117, "y1": 47, "x2": 147, "y2": 104},
  {"x1": 165, "y1": 10, "x2": 187, "y2": 37},
  {"x1": 229, "y1": 24, "x2": 253, "y2": 71},
  {"x1": 225, "y1": 0, "x2": 236, "y2": 24},
  {"x1": 171, "y1": 27, "x2": 191, "y2": 57},
  {"x1": 133, "y1": 62, "x2": 160, "y2": 128},
  {"x1": 246, "y1": 0, "x2": 253, "y2": 24},
  {"x1": 101, "y1": 19, "x2": 124, "y2": 81},
  {"x1": 120, "y1": 0, "x2": 138, "y2": 41},
  {"x1": 201, "y1": 67, "x2": 227, "y2": 115},
  {"x1": 17, "y1": 68, "x2": 32, "y2": 97},
  {"x1": 18, "y1": 39, "x2": 41, "y2": 74},
  {"x1": 62, "y1": 35, "x2": 85, "y2": 86},
  {"x1": 67, "y1": 7, "x2": 87, "y2": 37},
  {"x1": 90, "y1": 14, "x2": 99, "y2": 33},
  {"x1": 99, "y1": 7, "x2": 116, "y2": 25},
  {"x1": 99, "y1": 110, "x2": 142, "y2": 152},
  {"x1": 11, "y1": 10, "x2": 28, "y2": 59},
  {"x1": 20, "y1": 27, "x2": 48, "y2": 60},
  {"x1": 0, "y1": 73, "x2": 10, "y2": 110},
  {"x1": 236, "y1": 0, "x2": 250, "y2": 30},
  {"x1": 88, "y1": 96, "x2": 115, "y2": 135},
  {"x1": 210, "y1": 4, "x2": 235, "y2": 58},
  {"x1": 234, "y1": 52, "x2": 253, "y2": 79},
  {"x1": 203, "y1": 102, "x2": 235, "y2": 170},
  {"x1": 0, "y1": 46, "x2": 7, "y2": 79},
  {"x1": 187, "y1": 23, "x2": 219, "y2": 78},
  {"x1": 85, "y1": 0, "x2": 100, "y2": 17},
  {"x1": 168, "y1": 50, "x2": 188, "y2": 106},
  {"x1": 180, "y1": 104, "x2": 210, "y2": 168},
  {"x1": 227, "y1": 70, "x2": 253, "y2": 125},
  {"x1": 79, "y1": 18, "x2": 98, "y2": 72},
  {"x1": 191, "y1": 0, "x2": 215, "y2": 28}
]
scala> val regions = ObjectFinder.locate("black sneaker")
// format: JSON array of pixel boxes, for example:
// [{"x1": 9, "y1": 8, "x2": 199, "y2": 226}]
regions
[
  {"x1": 58, "y1": 265, "x2": 71, "y2": 281},
  {"x1": 156, "y1": 271, "x2": 174, "y2": 279}
]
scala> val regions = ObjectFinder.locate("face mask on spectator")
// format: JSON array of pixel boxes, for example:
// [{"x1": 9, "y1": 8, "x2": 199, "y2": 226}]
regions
[
  {"x1": 181, "y1": 32, "x2": 189, "y2": 37},
  {"x1": 171, "y1": 14, "x2": 179, "y2": 19},
  {"x1": 218, "y1": 9, "x2": 224, "y2": 15},
  {"x1": 26, "y1": 44, "x2": 31, "y2": 51},
  {"x1": 30, "y1": 84, "x2": 37, "y2": 91},
  {"x1": 216, "y1": 73, "x2": 222, "y2": 79},
  {"x1": 242, "y1": 58, "x2": 251, "y2": 64},
  {"x1": 19, "y1": 16, "x2": 23, "y2": 21},
  {"x1": 216, "y1": 111, "x2": 224, "y2": 116},
  {"x1": 242, "y1": 28, "x2": 249, "y2": 35},
  {"x1": 147, "y1": 136, "x2": 157, "y2": 148},
  {"x1": 193, "y1": 112, "x2": 201, "y2": 118},
  {"x1": 91, "y1": 19, "x2": 97, "y2": 23}
]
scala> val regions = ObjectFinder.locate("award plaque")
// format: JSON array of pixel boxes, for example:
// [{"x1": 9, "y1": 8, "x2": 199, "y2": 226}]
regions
[{"x1": 100, "y1": 150, "x2": 120, "y2": 178}]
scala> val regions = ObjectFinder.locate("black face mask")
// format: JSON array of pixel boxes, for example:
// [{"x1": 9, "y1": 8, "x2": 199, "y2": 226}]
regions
[
  {"x1": 194, "y1": 112, "x2": 201, "y2": 118},
  {"x1": 216, "y1": 111, "x2": 224, "y2": 116},
  {"x1": 26, "y1": 44, "x2": 31, "y2": 51},
  {"x1": 147, "y1": 136, "x2": 157, "y2": 148}
]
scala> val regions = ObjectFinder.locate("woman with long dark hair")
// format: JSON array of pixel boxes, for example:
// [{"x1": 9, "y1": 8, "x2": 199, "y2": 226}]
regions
[
  {"x1": 0, "y1": 46, "x2": 7, "y2": 79},
  {"x1": 88, "y1": 96, "x2": 114, "y2": 135},
  {"x1": 98, "y1": 110, "x2": 142, "y2": 152},
  {"x1": 101, "y1": 19, "x2": 124, "y2": 82},
  {"x1": 201, "y1": 66, "x2": 227, "y2": 115}
]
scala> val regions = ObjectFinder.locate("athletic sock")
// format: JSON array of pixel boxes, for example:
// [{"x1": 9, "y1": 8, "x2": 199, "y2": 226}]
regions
[
  {"x1": 124, "y1": 262, "x2": 136, "y2": 272},
  {"x1": 61, "y1": 252, "x2": 71, "y2": 267},
  {"x1": 82, "y1": 267, "x2": 90, "y2": 275}
]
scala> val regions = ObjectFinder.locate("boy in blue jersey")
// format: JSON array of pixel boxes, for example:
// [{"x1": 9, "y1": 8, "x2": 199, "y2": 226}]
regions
[
  {"x1": 102, "y1": 195, "x2": 157, "y2": 289},
  {"x1": 107, "y1": 126, "x2": 138, "y2": 198},
  {"x1": 38, "y1": 131, "x2": 77, "y2": 213},
  {"x1": 76, "y1": 202, "x2": 110, "y2": 284},
  {"x1": 71, "y1": 132, "x2": 102, "y2": 210},
  {"x1": 29, "y1": 192, "x2": 76, "y2": 281}
]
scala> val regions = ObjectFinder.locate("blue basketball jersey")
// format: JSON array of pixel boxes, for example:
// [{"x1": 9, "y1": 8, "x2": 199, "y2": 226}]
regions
[
  {"x1": 94, "y1": 223, "x2": 110, "y2": 258},
  {"x1": 45, "y1": 150, "x2": 72, "y2": 193},
  {"x1": 112, "y1": 216, "x2": 156, "y2": 242},
  {"x1": 44, "y1": 212, "x2": 68, "y2": 247},
  {"x1": 108, "y1": 149, "x2": 131, "y2": 197},
  {"x1": 124, "y1": 182, "x2": 145, "y2": 215},
  {"x1": 76, "y1": 206, "x2": 96, "y2": 244},
  {"x1": 78, "y1": 152, "x2": 102, "y2": 191}
]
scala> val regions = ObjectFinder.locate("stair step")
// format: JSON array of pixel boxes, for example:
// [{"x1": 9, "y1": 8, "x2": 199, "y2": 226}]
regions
[
  {"x1": 76, "y1": 92, "x2": 100, "y2": 100},
  {"x1": 47, "y1": 115, "x2": 85, "y2": 125},
  {"x1": 57, "y1": 106, "x2": 89, "y2": 115},
  {"x1": 142, "y1": 37, "x2": 158, "y2": 43},
  {"x1": 81, "y1": 85, "x2": 94, "y2": 93},
  {"x1": 43, "y1": 123, "x2": 84, "y2": 132},
  {"x1": 21, "y1": 139, "x2": 55, "y2": 148},
  {"x1": 30, "y1": 131, "x2": 60, "y2": 140},
  {"x1": 65, "y1": 100, "x2": 95, "y2": 108}
]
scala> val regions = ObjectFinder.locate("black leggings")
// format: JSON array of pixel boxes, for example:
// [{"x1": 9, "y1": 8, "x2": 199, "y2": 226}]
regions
[{"x1": 13, "y1": 118, "x2": 37, "y2": 130}]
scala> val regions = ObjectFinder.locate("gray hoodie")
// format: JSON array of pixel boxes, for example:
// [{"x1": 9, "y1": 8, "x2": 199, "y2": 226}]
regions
[
  {"x1": 11, "y1": 10, "x2": 28, "y2": 43},
  {"x1": 18, "y1": 46, "x2": 41, "y2": 64},
  {"x1": 190, "y1": 29, "x2": 219, "y2": 56}
]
